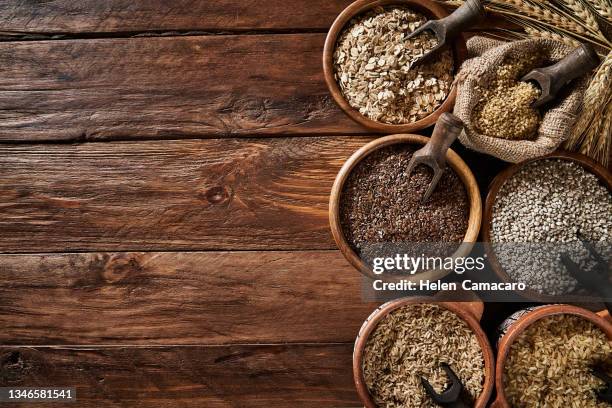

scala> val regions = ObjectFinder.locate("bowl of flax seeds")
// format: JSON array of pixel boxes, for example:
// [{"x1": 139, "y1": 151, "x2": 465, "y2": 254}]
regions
[{"x1": 329, "y1": 133, "x2": 481, "y2": 280}]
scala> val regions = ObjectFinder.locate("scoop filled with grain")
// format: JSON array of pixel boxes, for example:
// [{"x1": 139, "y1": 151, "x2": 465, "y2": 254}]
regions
[
  {"x1": 353, "y1": 301, "x2": 495, "y2": 408},
  {"x1": 454, "y1": 37, "x2": 587, "y2": 163}
]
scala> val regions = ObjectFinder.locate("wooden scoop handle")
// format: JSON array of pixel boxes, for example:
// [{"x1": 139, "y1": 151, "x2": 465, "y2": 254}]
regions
[
  {"x1": 546, "y1": 43, "x2": 599, "y2": 85},
  {"x1": 424, "y1": 112, "x2": 464, "y2": 169},
  {"x1": 525, "y1": 43, "x2": 599, "y2": 107},
  {"x1": 440, "y1": 0, "x2": 486, "y2": 40}
]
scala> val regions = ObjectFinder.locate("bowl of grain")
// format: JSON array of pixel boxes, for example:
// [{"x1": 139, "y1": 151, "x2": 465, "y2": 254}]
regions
[
  {"x1": 323, "y1": 0, "x2": 467, "y2": 132},
  {"x1": 329, "y1": 133, "x2": 481, "y2": 280},
  {"x1": 493, "y1": 304, "x2": 612, "y2": 408},
  {"x1": 354, "y1": 299, "x2": 495, "y2": 407},
  {"x1": 482, "y1": 151, "x2": 612, "y2": 301}
]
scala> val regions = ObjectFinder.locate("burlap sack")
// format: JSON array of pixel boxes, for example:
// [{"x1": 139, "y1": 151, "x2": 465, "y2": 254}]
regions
[{"x1": 454, "y1": 36, "x2": 586, "y2": 163}]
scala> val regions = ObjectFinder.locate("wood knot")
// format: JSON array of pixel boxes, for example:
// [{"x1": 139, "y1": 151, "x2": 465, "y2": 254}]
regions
[
  {"x1": 103, "y1": 255, "x2": 141, "y2": 284},
  {"x1": 1, "y1": 351, "x2": 28, "y2": 384},
  {"x1": 230, "y1": 97, "x2": 271, "y2": 124},
  {"x1": 1, "y1": 352, "x2": 23, "y2": 370},
  {"x1": 202, "y1": 186, "x2": 231, "y2": 205}
]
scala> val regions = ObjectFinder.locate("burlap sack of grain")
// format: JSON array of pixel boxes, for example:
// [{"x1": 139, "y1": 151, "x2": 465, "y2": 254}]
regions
[{"x1": 454, "y1": 36, "x2": 586, "y2": 163}]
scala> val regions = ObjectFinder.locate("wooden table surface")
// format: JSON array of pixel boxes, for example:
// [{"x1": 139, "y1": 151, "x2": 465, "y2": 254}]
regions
[{"x1": 0, "y1": 2, "x2": 523, "y2": 407}]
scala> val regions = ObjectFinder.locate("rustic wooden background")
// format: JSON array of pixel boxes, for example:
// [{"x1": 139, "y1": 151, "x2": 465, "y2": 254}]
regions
[{"x1": 0, "y1": 2, "x2": 529, "y2": 407}]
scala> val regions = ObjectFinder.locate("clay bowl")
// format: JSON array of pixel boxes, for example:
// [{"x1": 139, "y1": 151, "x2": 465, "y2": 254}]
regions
[
  {"x1": 492, "y1": 304, "x2": 612, "y2": 408},
  {"x1": 329, "y1": 134, "x2": 481, "y2": 280},
  {"x1": 353, "y1": 298, "x2": 495, "y2": 408},
  {"x1": 482, "y1": 151, "x2": 612, "y2": 303},
  {"x1": 323, "y1": 0, "x2": 468, "y2": 133}
]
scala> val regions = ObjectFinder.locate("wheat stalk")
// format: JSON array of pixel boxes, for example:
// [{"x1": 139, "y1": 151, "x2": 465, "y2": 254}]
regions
[
  {"x1": 505, "y1": 0, "x2": 586, "y2": 31},
  {"x1": 566, "y1": 53, "x2": 612, "y2": 166},
  {"x1": 441, "y1": 0, "x2": 611, "y2": 49},
  {"x1": 446, "y1": 0, "x2": 582, "y2": 32},
  {"x1": 594, "y1": 102, "x2": 611, "y2": 165},
  {"x1": 585, "y1": 53, "x2": 612, "y2": 102},
  {"x1": 571, "y1": 54, "x2": 611, "y2": 136},
  {"x1": 579, "y1": 117, "x2": 602, "y2": 159},
  {"x1": 480, "y1": 0, "x2": 590, "y2": 38}
]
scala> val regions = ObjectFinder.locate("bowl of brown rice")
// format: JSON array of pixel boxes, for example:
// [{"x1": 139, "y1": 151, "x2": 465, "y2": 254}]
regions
[
  {"x1": 493, "y1": 304, "x2": 612, "y2": 408},
  {"x1": 353, "y1": 299, "x2": 495, "y2": 407}
]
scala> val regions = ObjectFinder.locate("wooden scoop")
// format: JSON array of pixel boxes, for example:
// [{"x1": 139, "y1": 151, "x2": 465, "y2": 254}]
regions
[
  {"x1": 421, "y1": 363, "x2": 470, "y2": 408},
  {"x1": 522, "y1": 43, "x2": 600, "y2": 108},
  {"x1": 406, "y1": 0, "x2": 485, "y2": 67},
  {"x1": 406, "y1": 112, "x2": 464, "y2": 203}
]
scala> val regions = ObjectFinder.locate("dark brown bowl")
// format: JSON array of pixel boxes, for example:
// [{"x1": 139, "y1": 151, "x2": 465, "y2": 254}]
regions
[
  {"x1": 323, "y1": 0, "x2": 468, "y2": 133},
  {"x1": 482, "y1": 151, "x2": 612, "y2": 303},
  {"x1": 353, "y1": 298, "x2": 495, "y2": 408},
  {"x1": 492, "y1": 304, "x2": 612, "y2": 408},
  {"x1": 329, "y1": 133, "x2": 482, "y2": 280}
]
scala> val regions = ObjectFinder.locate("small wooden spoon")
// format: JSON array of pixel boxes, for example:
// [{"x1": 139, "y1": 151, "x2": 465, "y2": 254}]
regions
[{"x1": 522, "y1": 43, "x2": 600, "y2": 108}]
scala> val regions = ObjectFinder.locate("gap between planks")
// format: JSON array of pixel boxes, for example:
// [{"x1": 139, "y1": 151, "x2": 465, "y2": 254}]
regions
[
  {"x1": 0, "y1": 342, "x2": 353, "y2": 348},
  {"x1": 0, "y1": 0, "x2": 517, "y2": 40},
  {"x1": 0, "y1": 27, "x2": 516, "y2": 43}
]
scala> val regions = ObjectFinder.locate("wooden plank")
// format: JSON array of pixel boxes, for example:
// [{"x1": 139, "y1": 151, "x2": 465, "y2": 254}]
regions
[
  {"x1": 0, "y1": 251, "x2": 375, "y2": 345},
  {"x1": 0, "y1": 137, "x2": 372, "y2": 252},
  {"x1": 0, "y1": 1, "x2": 517, "y2": 36},
  {"x1": 0, "y1": 34, "x2": 366, "y2": 142},
  {"x1": 0, "y1": 28, "x2": 518, "y2": 142},
  {"x1": 0, "y1": 344, "x2": 359, "y2": 407},
  {"x1": 0, "y1": 1, "x2": 354, "y2": 35}
]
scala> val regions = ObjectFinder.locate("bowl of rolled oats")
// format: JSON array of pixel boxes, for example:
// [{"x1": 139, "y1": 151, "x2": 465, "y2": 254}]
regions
[
  {"x1": 493, "y1": 304, "x2": 612, "y2": 408},
  {"x1": 323, "y1": 0, "x2": 467, "y2": 133}
]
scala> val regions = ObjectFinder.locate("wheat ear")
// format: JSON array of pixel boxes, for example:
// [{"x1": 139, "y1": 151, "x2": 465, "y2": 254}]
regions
[
  {"x1": 594, "y1": 100, "x2": 611, "y2": 166},
  {"x1": 524, "y1": 26, "x2": 582, "y2": 47},
  {"x1": 559, "y1": 0, "x2": 601, "y2": 32},
  {"x1": 587, "y1": 0, "x2": 612, "y2": 20},
  {"x1": 570, "y1": 53, "x2": 611, "y2": 136},
  {"x1": 494, "y1": 0, "x2": 590, "y2": 34}
]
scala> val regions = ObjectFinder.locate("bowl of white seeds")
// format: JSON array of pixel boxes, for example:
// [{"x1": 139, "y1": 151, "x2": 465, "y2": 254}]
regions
[
  {"x1": 323, "y1": 0, "x2": 467, "y2": 133},
  {"x1": 482, "y1": 151, "x2": 612, "y2": 301}
]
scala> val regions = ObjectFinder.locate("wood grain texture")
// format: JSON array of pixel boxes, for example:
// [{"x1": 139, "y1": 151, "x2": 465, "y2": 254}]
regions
[
  {"x1": 0, "y1": 34, "x2": 367, "y2": 142},
  {"x1": 0, "y1": 137, "x2": 373, "y2": 252},
  {"x1": 0, "y1": 251, "x2": 375, "y2": 345},
  {"x1": 0, "y1": 1, "x2": 354, "y2": 35},
  {"x1": 0, "y1": 344, "x2": 359, "y2": 407}
]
